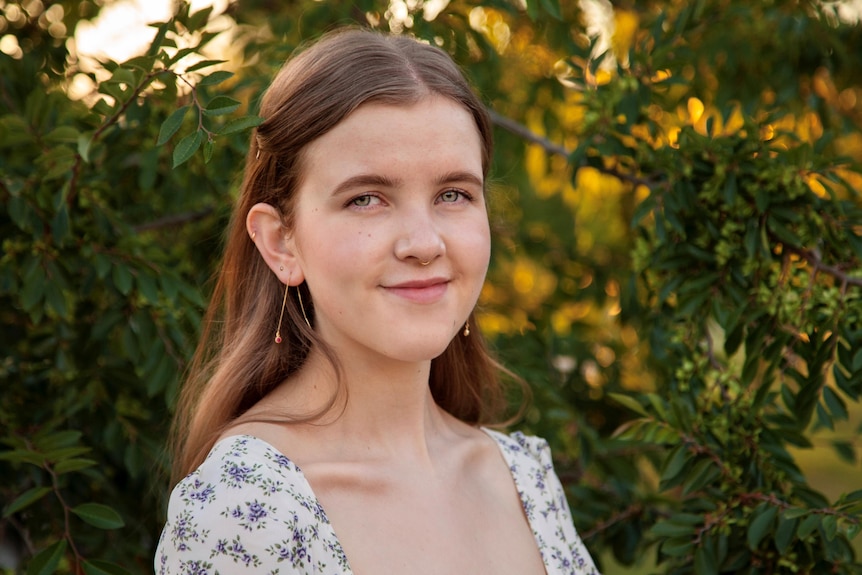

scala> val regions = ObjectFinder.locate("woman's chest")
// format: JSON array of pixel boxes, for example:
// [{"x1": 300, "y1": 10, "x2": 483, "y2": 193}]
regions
[{"x1": 313, "y1": 478, "x2": 548, "y2": 575}]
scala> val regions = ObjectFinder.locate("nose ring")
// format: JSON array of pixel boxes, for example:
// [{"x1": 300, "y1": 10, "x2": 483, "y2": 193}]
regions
[{"x1": 420, "y1": 260, "x2": 431, "y2": 266}]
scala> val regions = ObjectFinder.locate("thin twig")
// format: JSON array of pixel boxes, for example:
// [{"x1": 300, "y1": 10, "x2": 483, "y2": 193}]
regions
[
  {"x1": 133, "y1": 207, "x2": 214, "y2": 232},
  {"x1": 581, "y1": 503, "x2": 644, "y2": 540},
  {"x1": 487, "y1": 108, "x2": 570, "y2": 157}
]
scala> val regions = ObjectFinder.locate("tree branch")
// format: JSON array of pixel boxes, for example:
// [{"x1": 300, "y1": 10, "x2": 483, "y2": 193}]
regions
[
  {"x1": 784, "y1": 244, "x2": 862, "y2": 288},
  {"x1": 133, "y1": 208, "x2": 214, "y2": 233},
  {"x1": 487, "y1": 107, "x2": 660, "y2": 189},
  {"x1": 487, "y1": 108, "x2": 570, "y2": 157},
  {"x1": 581, "y1": 503, "x2": 645, "y2": 540}
]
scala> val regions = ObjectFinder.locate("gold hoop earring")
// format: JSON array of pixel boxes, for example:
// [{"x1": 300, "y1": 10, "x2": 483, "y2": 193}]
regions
[
  {"x1": 274, "y1": 283, "x2": 289, "y2": 344},
  {"x1": 463, "y1": 322, "x2": 470, "y2": 337},
  {"x1": 298, "y1": 285, "x2": 312, "y2": 329}
]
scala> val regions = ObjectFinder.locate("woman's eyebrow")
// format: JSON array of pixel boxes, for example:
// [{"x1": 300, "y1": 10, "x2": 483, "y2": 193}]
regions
[
  {"x1": 330, "y1": 171, "x2": 483, "y2": 196},
  {"x1": 434, "y1": 171, "x2": 484, "y2": 187},
  {"x1": 330, "y1": 173, "x2": 400, "y2": 197}
]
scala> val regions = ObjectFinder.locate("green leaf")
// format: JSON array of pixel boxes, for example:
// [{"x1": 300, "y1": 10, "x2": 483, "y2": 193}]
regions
[
  {"x1": 694, "y1": 543, "x2": 718, "y2": 575},
  {"x1": 821, "y1": 514, "x2": 838, "y2": 541},
  {"x1": 203, "y1": 95, "x2": 240, "y2": 116},
  {"x1": 45, "y1": 126, "x2": 80, "y2": 144},
  {"x1": 841, "y1": 489, "x2": 862, "y2": 504},
  {"x1": 797, "y1": 513, "x2": 820, "y2": 539},
  {"x1": 661, "y1": 537, "x2": 694, "y2": 557},
  {"x1": 148, "y1": 350, "x2": 176, "y2": 398},
  {"x1": 682, "y1": 458, "x2": 721, "y2": 495},
  {"x1": 747, "y1": 505, "x2": 777, "y2": 549},
  {"x1": 198, "y1": 70, "x2": 234, "y2": 86},
  {"x1": 172, "y1": 130, "x2": 202, "y2": 168},
  {"x1": 136, "y1": 271, "x2": 160, "y2": 303},
  {"x1": 146, "y1": 22, "x2": 170, "y2": 56},
  {"x1": 157, "y1": 106, "x2": 189, "y2": 146},
  {"x1": 853, "y1": 348, "x2": 862, "y2": 372},
  {"x1": 650, "y1": 519, "x2": 696, "y2": 538},
  {"x1": 26, "y1": 539, "x2": 67, "y2": 575},
  {"x1": 123, "y1": 55, "x2": 157, "y2": 71},
  {"x1": 660, "y1": 444, "x2": 690, "y2": 485},
  {"x1": 21, "y1": 258, "x2": 46, "y2": 311},
  {"x1": 217, "y1": 114, "x2": 264, "y2": 136},
  {"x1": 111, "y1": 264, "x2": 133, "y2": 295},
  {"x1": 775, "y1": 514, "x2": 797, "y2": 555},
  {"x1": 184, "y1": 59, "x2": 226, "y2": 72},
  {"x1": 783, "y1": 507, "x2": 808, "y2": 519},
  {"x1": 0, "y1": 448, "x2": 46, "y2": 466},
  {"x1": 71, "y1": 503, "x2": 125, "y2": 530},
  {"x1": 54, "y1": 458, "x2": 98, "y2": 474},
  {"x1": 34, "y1": 430, "x2": 82, "y2": 451},
  {"x1": 823, "y1": 386, "x2": 848, "y2": 421},
  {"x1": 92, "y1": 98, "x2": 114, "y2": 116},
  {"x1": 44, "y1": 446, "x2": 91, "y2": 462},
  {"x1": 4, "y1": 487, "x2": 52, "y2": 517},
  {"x1": 767, "y1": 214, "x2": 801, "y2": 246},
  {"x1": 203, "y1": 138, "x2": 214, "y2": 163},
  {"x1": 608, "y1": 393, "x2": 649, "y2": 417},
  {"x1": 78, "y1": 132, "x2": 92, "y2": 163},
  {"x1": 51, "y1": 204, "x2": 71, "y2": 245},
  {"x1": 107, "y1": 67, "x2": 136, "y2": 86}
]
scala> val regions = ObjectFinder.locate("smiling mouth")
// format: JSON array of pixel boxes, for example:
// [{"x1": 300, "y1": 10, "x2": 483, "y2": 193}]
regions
[{"x1": 383, "y1": 279, "x2": 449, "y2": 303}]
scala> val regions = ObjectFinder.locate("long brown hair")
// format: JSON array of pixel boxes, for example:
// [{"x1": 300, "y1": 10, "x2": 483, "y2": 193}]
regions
[{"x1": 171, "y1": 28, "x2": 512, "y2": 483}]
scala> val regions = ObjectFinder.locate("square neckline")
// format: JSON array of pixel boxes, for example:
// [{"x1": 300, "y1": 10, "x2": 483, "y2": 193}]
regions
[{"x1": 211, "y1": 427, "x2": 541, "y2": 575}]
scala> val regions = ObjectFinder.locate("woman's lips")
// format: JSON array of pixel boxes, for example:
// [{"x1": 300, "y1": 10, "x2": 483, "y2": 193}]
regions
[{"x1": 383, "y1": 278, "x2": 449, "y2": 303}]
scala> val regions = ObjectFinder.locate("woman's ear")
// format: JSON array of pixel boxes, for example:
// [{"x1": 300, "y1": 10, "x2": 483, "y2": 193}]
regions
[{"x1": 246, "y1": 202, "x2": 304, "y2": 285}]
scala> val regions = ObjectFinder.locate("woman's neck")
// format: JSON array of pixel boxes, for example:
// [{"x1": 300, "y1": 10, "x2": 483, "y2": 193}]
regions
[{"x1": 266, "y1": 346, "x2": 456, "y2": 463}]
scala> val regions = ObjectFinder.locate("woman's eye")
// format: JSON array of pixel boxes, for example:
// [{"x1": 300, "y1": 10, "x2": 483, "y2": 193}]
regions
[
  {"x1": 350, "y1": 195, "x2": 379, "y2": 208},
  {"x1": 439, "y1": 189, "x2": 467, "y2": 203}
]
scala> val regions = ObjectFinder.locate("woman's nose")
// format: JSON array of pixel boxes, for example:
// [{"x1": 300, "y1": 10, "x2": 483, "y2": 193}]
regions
[{"x1": 393, "y1": 207, "x2": 446, "y2": 265}]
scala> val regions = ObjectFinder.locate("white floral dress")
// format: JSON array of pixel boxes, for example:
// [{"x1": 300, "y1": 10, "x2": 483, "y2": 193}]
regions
[{"x1": 155, "y1": 429, "x2": 600, "y2": 575}]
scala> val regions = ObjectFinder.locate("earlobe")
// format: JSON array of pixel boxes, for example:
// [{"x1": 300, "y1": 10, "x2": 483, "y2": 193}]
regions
[{"x1": 246, "y1": 202, "x2": 304, "y2": 285}]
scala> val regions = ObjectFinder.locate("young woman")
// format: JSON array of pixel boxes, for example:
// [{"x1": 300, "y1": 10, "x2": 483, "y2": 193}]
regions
[{"x1": 156, "y1": 28, "x2": 599, "y2": 575}]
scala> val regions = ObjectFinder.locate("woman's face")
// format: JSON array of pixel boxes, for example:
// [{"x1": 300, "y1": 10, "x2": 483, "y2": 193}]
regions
[{"x1": 288, "y1": 96, "x2": 491, "y2": 364}]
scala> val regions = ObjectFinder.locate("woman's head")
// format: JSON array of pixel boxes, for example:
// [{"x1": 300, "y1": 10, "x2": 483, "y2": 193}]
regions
[
  {"x1": 173, "y1": 28, "x2": 509, "y2": 482},
  {"x1": 246, "y1": 28, "x2": 493, "y2": 230}
]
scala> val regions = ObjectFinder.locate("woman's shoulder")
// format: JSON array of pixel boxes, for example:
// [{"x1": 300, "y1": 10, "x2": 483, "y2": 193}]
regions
[
  {"x1": 481, "y1": 427, "x2": 554, "y2": 466},
  {"x1": 167, "y1": 434, "x2": 333, "y2": 526},
  {"x1": 156, "y1": 435, "x2": 347, "y2": 574},
  {"x1": 482, "y1": 428, "x2": 601, "y2": 575},
  {"x1": 171, "y1": 435, "x2": 313, "y2": 502}
]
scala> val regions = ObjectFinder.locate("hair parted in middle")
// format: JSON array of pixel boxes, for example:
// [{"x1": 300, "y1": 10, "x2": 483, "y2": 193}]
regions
[{"x1": 171, "y1": 27, "x2": 518, "y2": 482}]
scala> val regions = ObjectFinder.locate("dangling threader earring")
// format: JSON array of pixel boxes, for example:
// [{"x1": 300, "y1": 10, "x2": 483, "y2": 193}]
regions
[
  {"x1": 298, "y1": 286, "x2": 312, "y2": 328},
  {"x1": 274, "y1": 283, "x2": 288, "y2": 344}
]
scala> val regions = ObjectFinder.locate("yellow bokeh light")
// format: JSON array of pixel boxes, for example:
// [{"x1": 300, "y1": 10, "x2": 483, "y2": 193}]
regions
[
  {"x1": 687, "y1": 97, "x2": 705, "y2": 124},
  {"x1": 551, "y1": 302, "x2": 592, "y2": 335},
  {"x1": 612, "y1": 9, "x2": 639, "y2": 64}
]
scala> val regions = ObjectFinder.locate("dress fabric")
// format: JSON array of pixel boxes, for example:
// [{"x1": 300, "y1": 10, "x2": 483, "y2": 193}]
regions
[{"x1": 155, "y1": 430, "x2": 600, "y2": 575}]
